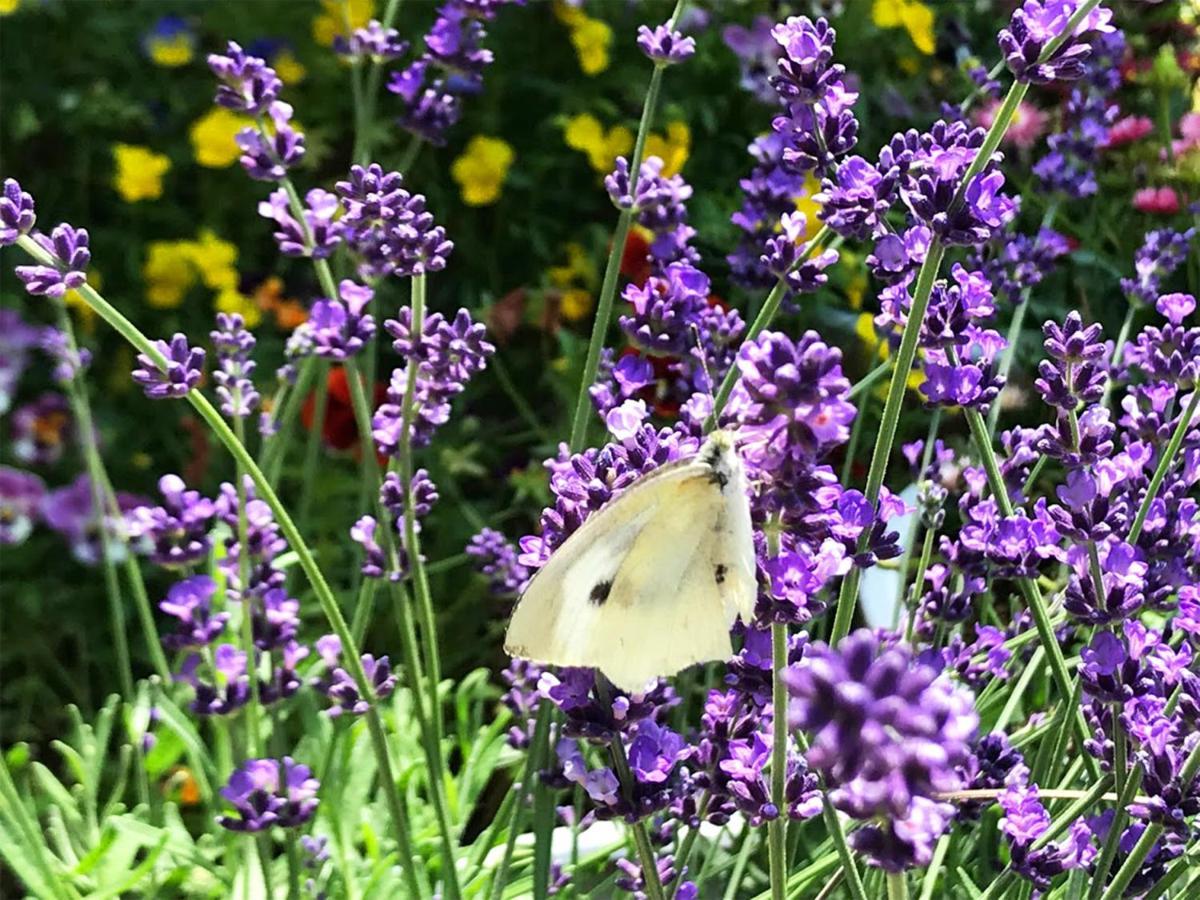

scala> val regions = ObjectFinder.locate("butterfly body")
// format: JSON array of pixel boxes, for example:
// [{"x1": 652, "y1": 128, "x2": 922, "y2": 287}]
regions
[{"x1": 504, "y1": 431, "x2": 756, "y2": 692}]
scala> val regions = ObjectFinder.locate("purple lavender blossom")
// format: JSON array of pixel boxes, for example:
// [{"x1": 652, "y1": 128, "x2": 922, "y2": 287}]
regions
[
  {"x1": 211, "y1": 313, "x2": 259, "y2": 419},
  {"x1": 0, "y1": 466, "x2": 45, "y2": 545},
  {"x1": 0, "y1": 177, "x2": 35, "y2": 245},
  {"x1": 131, "y1": 334, "x2": 205, "y2": 400},
  {"x1": 467, "y1": 527, "x2": 529, "y2": 595},
  {"x1": 160, "y1": 576, "x2": 229, "y2": 650},
  {"x1": 15, "y1": 224, "x2": 90, "y2": 298},
  {"x1": 1034, "y1": 311, "x2": 1106, "y2": 410},
  {"x1": 235, "y1": 101, "x2": 305, "y2": 181},
  {"x1": 317, "y1": 645, "x2": 398, "y2": 717},
  {"x1": 308, "y1": 280, "x2": 376, "y2": 360},
  {"x1": 637, "y1": 23, "x2": 695, "y2": 65},
  {"x1": 207, "y1": 41, "x2": 282, "y2": 115},
  {"x1": 217, "y1": 757, "x2": 318, "y2": 832},
  {"x1": 373, "y1": 308, "x2": 493, "y2": 452},
  {"x1": 998, "y1": 1, "x2": 1116, "y2": 85},
  {"x1": 40, "y1": 475, "x2": 141, "y2": 565},
  {"x1": 333, "y1": 19, "x2": 409, "y2": 61},
  {"x1": 336, "y1": 163, "x2": 453, "y2": 277},
  {"x1": 258, "y1": 187, "x2": 341, "y2": 259},
  {"x1": 784, "y1": 630, "x2": 977, "y2": 869},
  {"x1": 127, "y1": 474, "x2": 216, "y2": 567},
  {"x1": 726, "y1": 330, "x2": 854, "y2": 471}
]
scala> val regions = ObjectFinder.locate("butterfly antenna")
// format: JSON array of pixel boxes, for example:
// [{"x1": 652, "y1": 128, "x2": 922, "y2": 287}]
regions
[{"x1": 687, "y1": 322, "x2": 717, "y2": 408}]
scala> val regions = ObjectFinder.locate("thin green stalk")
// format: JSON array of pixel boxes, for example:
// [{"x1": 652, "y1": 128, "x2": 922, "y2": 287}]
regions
[
  {"x1": 1086, "y1": 762, "x2": 1145, "y2": 900},
  {"x1": 895, "y1": 409, "x2": 942, "y2": 630},
  {"x1": 568, "y1": 0, "x2": 687, "y2": 451},
  {"x1": 918, "y1": 834, "x2": 950, "y2": 900},
  {"x1": 667, "y1": 791, "x2": 711, "y2": 900},
  {"x1": 233, "y1": 417, "x2": 263, "y2": 759},
  {"x1": 888, "y1": 872, "x2": 909, "y2": 900},
  {"x1": 848, "y1": 358, "x2": 892, "y2": 400},
  {"x1": 1140, "y1": 848, "x2": 1200, "y2": 900},
  {"x1": 768, "y1": 620, "x2": 789, "y2": 900},
  {"x1": 1128, "y1": 387, "x2": 1200, "y2": 543},
  {"x1": 902, "y1": 527, "x2": 936, "y2": 642},
  {"x1": 723, "y1": 830, "x2": 759, "y2": 900},
  {"x1": 1100, "y1": 302, "x2": 1137, "y2": 410},
  {"x1": 260, "y1": 357, "x2": 318, "y2": 485},
  {"x1": 342, "y1": 353, "x2": 460, "y2": 898},
  {"x1": 820, "y1": 797, "x2": 868, "y2": 900},
  {"x1": 488, "y1": 704, "x2": 550, "y2": 900},
  {"x1": 996, "y1": 646, "x2": 1044, "y2": 732},
  {"x1": 22, "y1": 259, "x2": 422, "y2": 897},
  {"x1": 54, "y1": 302, "x2": 171, "y2": 683},
  {"x1": 1021, "y1": 454, "x2": 1048, "y2": 497},
  {"x1": 830, "y1": 240, "x2": 946, "y2": 641},
  {"x1": 297, "y1": 361, "x2": 330, "y2": 529},
  {"x1": 351, "y1": 0, "x2": 403, "y2": 164},
  {"x1": 840, "y1": 397, "x2": 867, "y2": 484},
  {"x1": 1098, "y1": 821, "x2": 1163, "y2": 900}
]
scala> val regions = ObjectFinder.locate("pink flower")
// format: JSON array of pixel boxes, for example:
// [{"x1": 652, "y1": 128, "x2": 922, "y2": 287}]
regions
[
  {"x1": 1104, "y1": 115, "x2": 1153, "y2": 148},
  {"x1": 1171, "y1": 112, "x2": 1200, "y2": 157},
  {"x1": 1132, "y1": 186, "x2": 1181, "y2": 215},
  {"x1": 976, "y1": 99, "x2": 1047, "y2": 150}
]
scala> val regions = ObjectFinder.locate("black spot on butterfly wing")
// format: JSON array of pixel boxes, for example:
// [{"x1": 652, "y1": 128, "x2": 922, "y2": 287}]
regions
[
  {"x1": 714, "y1": 564, "x2": 727, "y2": 585},
  {"x1": 589, "y1": 579, "x2": 613, "y2": 606}
]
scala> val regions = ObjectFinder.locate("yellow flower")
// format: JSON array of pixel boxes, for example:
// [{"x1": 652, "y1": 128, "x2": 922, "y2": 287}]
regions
[
  {"x1": 144, "y1": 18, "x2": 196, "y2": 68},
  {"x1": 549, "y1": 242, "x2": 596, "y2": 290},
  {"x1": 272, "y1": 49, "x2": 307, "y2": 85},
  {"x1": 450, "y1": 136, "x2": 515, "y2": 206},
  {"x1": 570, "y1": 16, "x2": 612, "y2": 76},
  {"x1": 644, "y1": 121, "x2": 691, "y2": 178},
  {"x1": 872, "y1": 0, "x2": 935, "y2": 56},
  {"x1": 312, "y1": 0, "x2": 375, "y2": 47},
  {"x1": 112, "y1": 144, "x2": 171, "y2": 202},
  {"x1": 552, "y1": 0, "x2": 586, "y2": 27},
  {"x1": 215, "y1": 287, "x2": 263, "y2": 329},
  {"x1": 189, "y1": 108, "x2": 252, "y2": 168},
  {"x1": 856, "y1": 312, "x2": 924, "y2": 391},
  {"x1": 143, "y1": 242, "x2": 197, "y2": 309},
  {"x1": 186, "y1": 230, "x2": 239, "y2": 290},
  {"x1": 564, "y1": 113, "x2": 633, "y2": 174},
  {"x1": 793, "y1": 173, "x2": 823, "y2": 241},
  {"x1": 560, "y1": 288, "x2": 594, "y2": 322},
  {"x1": 0, "y1": 0, "x2": 20, "y2": 15}
]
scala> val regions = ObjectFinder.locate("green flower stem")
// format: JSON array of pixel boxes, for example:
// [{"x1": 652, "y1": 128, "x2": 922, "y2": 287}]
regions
[
  {"x1": 233, "y1": 415, "x2": 263, "y2": 759},
  {"x1": 820, "y1": 796, "x2": 868, "y2": 900},
  {"x1": 341, "y1": 354, "x2": 460, "y2": 900},
  {"x1": 392, "y1": 275, "x2": 449, "y2": 742},
  {"x1": 888, "y1": 872, "x2": 909, "y2": 900},
  {"x1": 260, "y1": 358, "x2": 317, "y2": 485},
  {"x1": 1021, "y1": 454, "x2": 1049, "y2": 497},
  {"x1": 1141, "y1": 850, "x2": 1200, "y2": 900},
  {"x1": 53, "y1": 303, "x2": 171, "y2": 684},
  {"x1": 352, "y1": 0, "x2": 403, "y2": 165},
  {"x1": 768, "y1": 618, "x2": 788, "y2": 900},
  {"x1": 14, "y1": 249, "x2": 424, "y2": 898},
  {"x1": 918, "y1": 834, "x2": 951, "y2": 900},
  {"x1": 704, "y1": 227, "x2": 835, "y2": 432},
  {"x1": 830, "y1": 239, "x2": 946, "y2": 642},
  {"x1": 1100, "y1": 303, "x2": 1138, "y2": 412},
  {"x1": 1128, "y1": 387, "x2": 1200, "y2": 544},
  {"x1": 568, "y1": 0, "x2": 686, "y2": 452},
  {"x1": 1098, "y1": 820, "x2": 1162, "y2": 900},
  {"x1": 903, "y1": 527, "x2": 937, "y2": 643},
  {"x1": 297, "y1": 361, "x2": 330, "y2": 529},
  {"x1": 986, "y1": 295, "x2": 1030, "y2": 441},
  {"x1": 848, "y1": 358, "x2": 893, "y2": 400},
  {"x1": 1086, "y1": 761, "x2": 1145, "y2": 900},
  {"x1": 667, "y1": 791, "x2": 711, "y2": 900},
  {"x1": 488, "y1": 703, "x2": 550, "y2": 900},
  {"x1": 895, "y1": 409, "x2": 942, "y2": 631}
]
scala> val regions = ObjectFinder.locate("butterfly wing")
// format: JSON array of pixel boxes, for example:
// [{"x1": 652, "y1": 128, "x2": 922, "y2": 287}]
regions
[{"x1": 505, "y1": 434, "x2": 757, "y2": 692}]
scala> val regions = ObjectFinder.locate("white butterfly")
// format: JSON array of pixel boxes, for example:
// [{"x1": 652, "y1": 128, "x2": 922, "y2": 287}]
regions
[{"x1": 504, "y1": 430, "x2": 757, "y2": 693}]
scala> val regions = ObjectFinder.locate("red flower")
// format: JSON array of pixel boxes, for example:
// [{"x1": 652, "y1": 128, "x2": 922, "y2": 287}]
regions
[
  {"x1": 619, "y1": 227, "x2": 652, "y2": 286},
  {"x1": 302, "y1": 365, "x2": 385, "y2": 453}
]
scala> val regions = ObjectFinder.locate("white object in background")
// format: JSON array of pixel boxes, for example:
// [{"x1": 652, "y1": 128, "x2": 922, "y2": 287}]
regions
[{"x1": 858, "y1": 482, "x2": 920, "y2": 630}]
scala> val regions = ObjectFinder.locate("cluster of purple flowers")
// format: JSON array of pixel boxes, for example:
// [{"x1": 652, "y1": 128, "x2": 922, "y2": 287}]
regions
[
  {"x1": 784, "y1": 631, "x2": 977, "y2": 870},
  {"x1": 211, "y1": 313, "x2": 260, "y2": 420},
  {"x1": 208, "y1": 42, "x2": 305, "y2": 182},
  {"x1": 384, "y1": 0, "x2": 521, "y2": 146},
  {"x1": 218, "y1": 757, "x2": 319, "y2": 832},
  {"x1": 372, "y1": 306, "x2": 495, "y2": 453}
]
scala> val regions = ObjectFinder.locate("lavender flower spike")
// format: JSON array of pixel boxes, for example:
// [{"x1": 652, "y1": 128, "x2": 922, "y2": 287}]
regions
[
  {"x1": 15, "y1": 224, "x2": 90, "y2": 298},
  {"x1": 0, "y1": 178, "x2": 36, "y2": 245},
  {"x1": 637, "y1": 23, "x2": 695, "y2": 65},
  {"x1": 217, "y1": 757, "x2": 319, "y2": 832},
  {"x1": 998, "y1": 1, "x2": 1116, "y2": 85},
  {"x1": 131, "y1": 334, "x2": 205, "y2": 400}
]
